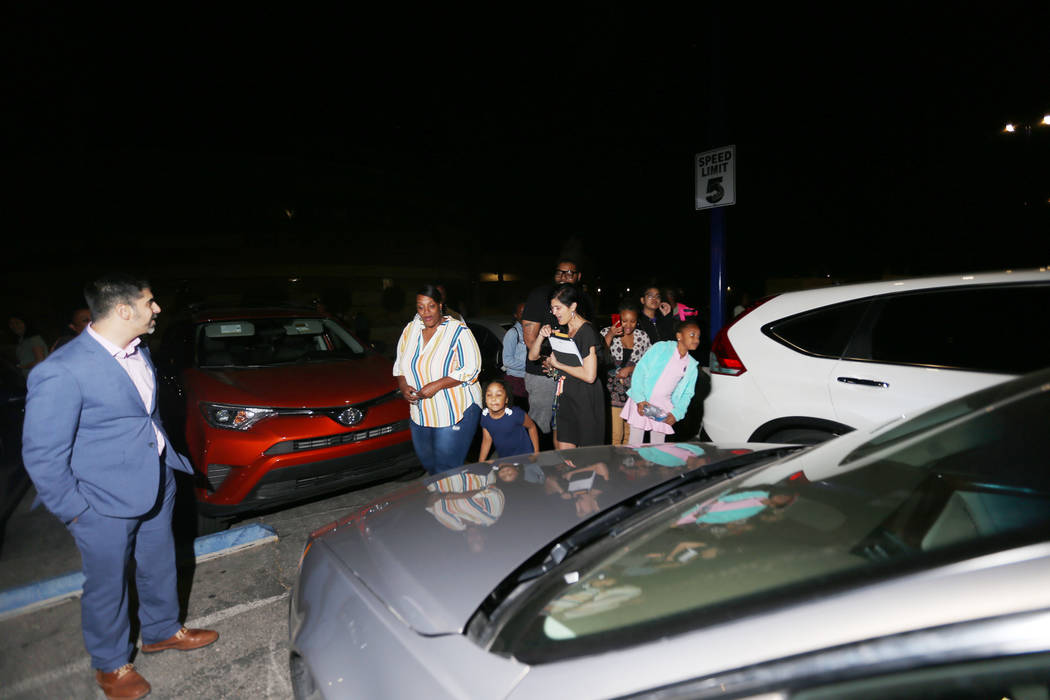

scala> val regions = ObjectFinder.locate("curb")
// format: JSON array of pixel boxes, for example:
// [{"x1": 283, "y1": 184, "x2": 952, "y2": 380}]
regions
[{"x1": 0, "y1": 523, "x2": 278, "y2": 622}]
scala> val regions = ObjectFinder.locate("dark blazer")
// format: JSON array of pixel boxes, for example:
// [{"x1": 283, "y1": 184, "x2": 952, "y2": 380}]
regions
[{"x1": 22, "y1": 330, "x2": 193, "y2": 524}]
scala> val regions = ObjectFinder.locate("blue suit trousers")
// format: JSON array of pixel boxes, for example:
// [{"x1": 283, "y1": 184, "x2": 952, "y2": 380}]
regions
[{"x1": 66, "y1": 463, "x2": 182, "y2": 671}]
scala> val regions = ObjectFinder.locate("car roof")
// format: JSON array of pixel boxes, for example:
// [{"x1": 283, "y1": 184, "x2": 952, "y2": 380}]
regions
[
  {"x1": 467, "y1": 316, "x2": 514, "y2": 336},
  {"x1": 750, "y1": 268, "x2": 1050, "y2": 319},
  {"x1": 768, "y1": 268, "x2": 1045, "y2": 308},
  {"x1": 468, "y1": 315, "x2": 513, "y2": 327}
]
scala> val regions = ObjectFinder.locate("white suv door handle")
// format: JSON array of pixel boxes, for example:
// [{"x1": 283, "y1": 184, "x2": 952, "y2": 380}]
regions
[{"x1": 837, "y1": 376, "x2": 889, "y2": 388}]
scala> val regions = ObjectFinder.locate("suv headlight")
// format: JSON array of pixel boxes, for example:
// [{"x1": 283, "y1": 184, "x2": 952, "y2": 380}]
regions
[{"x1": 201, "y1": 403, "x2": 276, "y2": 430}]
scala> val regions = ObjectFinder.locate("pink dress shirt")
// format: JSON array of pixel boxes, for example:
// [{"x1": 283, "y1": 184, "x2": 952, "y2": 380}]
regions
[{"x1": 86, "y1": 324, "x2": 165, "y2": 456}]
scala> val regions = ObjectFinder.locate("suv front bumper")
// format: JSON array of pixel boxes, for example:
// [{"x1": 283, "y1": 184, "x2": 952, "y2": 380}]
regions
[{"x1": 197, "y1": 441, "x2": 419, "y2": 518}]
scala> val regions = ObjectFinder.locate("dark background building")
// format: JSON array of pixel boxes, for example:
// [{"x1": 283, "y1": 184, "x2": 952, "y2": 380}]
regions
[{"x1": 4, "y1": 4, "x2": 1047, "y2": 343}]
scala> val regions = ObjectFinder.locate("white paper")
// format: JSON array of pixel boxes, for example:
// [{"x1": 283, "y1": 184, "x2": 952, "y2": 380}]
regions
[
  {"x1": 568, "y1": 470, "x2": 596, "y2": 492},
  {"x1": 548, "y1": 334, "x2": 582, "y2": 363}
]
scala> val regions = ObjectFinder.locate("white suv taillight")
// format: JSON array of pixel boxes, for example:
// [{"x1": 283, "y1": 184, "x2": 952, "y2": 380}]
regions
[
  {"x1": 710, "y1": 328, "x2": 745, "y2": 375},
  {"x1": 709, "y1": 296, "x2": 776, "y2": 376}
]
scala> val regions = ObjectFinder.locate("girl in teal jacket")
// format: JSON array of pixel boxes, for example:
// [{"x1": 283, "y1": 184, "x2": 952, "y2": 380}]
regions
[{"x1": 621, "y1": 321, "x2": 701, "y2": 444}]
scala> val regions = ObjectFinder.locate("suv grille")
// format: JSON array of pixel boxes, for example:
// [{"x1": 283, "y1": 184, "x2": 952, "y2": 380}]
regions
[{"x1": 264, "y1": 419, "x2": 410, "y2": 455}]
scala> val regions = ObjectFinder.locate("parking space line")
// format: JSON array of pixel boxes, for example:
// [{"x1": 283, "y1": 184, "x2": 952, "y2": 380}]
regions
[
  {"x1": 187, "y1": 591, "x2": 290, "y2": 629},
  {"x1": 0, "y1": 591, "x2": 290, "y2": 699}
]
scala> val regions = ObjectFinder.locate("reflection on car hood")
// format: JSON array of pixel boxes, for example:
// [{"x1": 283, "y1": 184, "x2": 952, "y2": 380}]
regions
[
  {"x1": 311, "y1": 442, "x2": 755, "y2": 635},
  {"x1": 186, "y1": 355, "x2": 397, "y2": 406}
]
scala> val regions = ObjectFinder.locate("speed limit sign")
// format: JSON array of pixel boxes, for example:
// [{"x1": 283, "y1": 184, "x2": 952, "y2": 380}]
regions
[{"x1": 695, "y1": 145, "x2": 736, "y2": 210}]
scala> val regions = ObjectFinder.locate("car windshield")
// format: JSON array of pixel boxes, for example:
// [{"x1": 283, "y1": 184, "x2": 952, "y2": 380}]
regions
[
  {"x1": 196, "y1": 317, "x2": 367, "y2": 367},
  {"x1": 495, "y1": 373, "x2": 1050, "y2": 662}
]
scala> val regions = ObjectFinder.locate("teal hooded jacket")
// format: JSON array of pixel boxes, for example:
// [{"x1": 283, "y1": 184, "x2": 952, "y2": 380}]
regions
[{"x1": 625, "y1": 340, "x2": 699, "y2": 420}]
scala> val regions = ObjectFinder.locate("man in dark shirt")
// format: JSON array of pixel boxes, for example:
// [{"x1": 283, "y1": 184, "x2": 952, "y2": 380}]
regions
[
  {"x1": 51, "y1": 306, "x2": 92, "y2": 352},
  {"x1": 638, "y1": 286, "x2": 675, "y2": 343},
  {"x1": 522, "y1": 258, "x2": 582, "y2": 443}
]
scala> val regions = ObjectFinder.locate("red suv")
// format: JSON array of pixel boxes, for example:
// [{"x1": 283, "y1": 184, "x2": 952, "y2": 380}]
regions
[{"x1": 156, "y1": 306, "x2": 418, "y2": 531}]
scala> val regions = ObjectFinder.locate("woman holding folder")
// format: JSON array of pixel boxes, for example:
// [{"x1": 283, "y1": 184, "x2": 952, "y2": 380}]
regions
[{"x1": 528, "y1": 283, "x2": 604, "y2": 449}]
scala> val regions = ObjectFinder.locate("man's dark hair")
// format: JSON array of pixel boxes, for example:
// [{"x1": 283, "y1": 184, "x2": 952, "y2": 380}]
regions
[
  {"x1": 84, "y1": 274, "x2": 150, "y2": 320},
  {"x1": 555, "y1": 257, "x2": 580, "y2": 272}
]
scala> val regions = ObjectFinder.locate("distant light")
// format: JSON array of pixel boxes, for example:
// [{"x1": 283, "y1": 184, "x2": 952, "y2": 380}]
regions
[
  {"x1": 1042, "y1": 115, "x2": 1050, "y2": 126},
  {"x1": 288, "y1": 277, "x2": 300, "y2": 283},
  {"x1": 1004, "y1": 123, "x2": 1016, "y2": 133},
  {"x1": 962, "y1": 275, "x2": 975, "y2": 280}
]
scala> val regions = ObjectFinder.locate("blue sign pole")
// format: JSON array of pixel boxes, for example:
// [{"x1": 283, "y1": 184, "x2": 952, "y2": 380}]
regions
[
  {"x1": 709, "y1": 207, "x2": 726, "y2": 342},
  {"x1": 703, "y1": 3, "x2": 728, "y2": 351}
]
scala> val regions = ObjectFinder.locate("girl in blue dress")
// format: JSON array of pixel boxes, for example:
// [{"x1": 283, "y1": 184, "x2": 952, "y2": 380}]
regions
[{"x1": 478, "y1": 379, "x2": 540, "y2": 461}]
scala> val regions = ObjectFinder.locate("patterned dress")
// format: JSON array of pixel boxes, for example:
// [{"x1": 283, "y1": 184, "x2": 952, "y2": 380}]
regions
[{"x1": 599, "y1": 327, "x2": 652, "y2": 407}]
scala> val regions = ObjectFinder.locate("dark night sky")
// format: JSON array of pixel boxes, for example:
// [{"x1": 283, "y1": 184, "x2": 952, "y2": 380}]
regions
[{"x1": 5, "y1": 4, "x2": 1048, "y2": 297}]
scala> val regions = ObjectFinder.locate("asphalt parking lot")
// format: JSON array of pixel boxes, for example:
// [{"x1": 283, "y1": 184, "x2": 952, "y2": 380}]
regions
[{"x1": 0, "y1": 476, "x2": 408, "y2": 700}]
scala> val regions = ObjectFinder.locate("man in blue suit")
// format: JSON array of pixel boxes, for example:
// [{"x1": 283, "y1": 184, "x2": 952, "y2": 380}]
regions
[{"x1": 22, "y1": 274, "x2": 217, "y2": 700}]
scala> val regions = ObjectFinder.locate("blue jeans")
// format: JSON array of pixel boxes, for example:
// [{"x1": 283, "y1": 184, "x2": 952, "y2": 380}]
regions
[{"x1": 410, "y1": 403, "x2": 481, "y2": 474}]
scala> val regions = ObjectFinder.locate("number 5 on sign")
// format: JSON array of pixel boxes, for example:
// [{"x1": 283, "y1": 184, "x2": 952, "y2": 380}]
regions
[
  {"x1": 705, "y1": 177, "x2": 724, "y2": 204},
  {"x1": 695, "y1": 145, "x2": 736, "y2": 210}
]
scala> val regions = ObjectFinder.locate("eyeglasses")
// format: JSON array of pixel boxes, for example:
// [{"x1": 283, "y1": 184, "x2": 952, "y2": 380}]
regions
[
  {"x1": 554, "y1": 268, "x2": 578, "y2": 278},
  {"x1": 644, "y1": 292, "x2": 661, "y2": 300}
]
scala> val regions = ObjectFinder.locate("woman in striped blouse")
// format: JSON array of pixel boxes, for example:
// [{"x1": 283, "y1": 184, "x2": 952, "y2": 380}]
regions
[{"x1": 394, "y1": 284, "x2": 483, "y2": 474}]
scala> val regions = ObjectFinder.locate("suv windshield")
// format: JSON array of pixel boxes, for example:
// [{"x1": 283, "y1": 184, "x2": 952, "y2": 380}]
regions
[
  {"x1": 196, "y1": 317, "x2": 366, "y2": 367},
  {"x1": 494, "y1": 372, "x2": 1050, "y2": 662}
]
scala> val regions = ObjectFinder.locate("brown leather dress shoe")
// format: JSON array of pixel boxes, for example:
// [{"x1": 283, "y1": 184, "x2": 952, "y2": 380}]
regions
[
  {"x1": 96, "y1": 663, "x2": 150, "y2": 700},
  {"x1": 141, "y1": 626, "x2": 219, "y2": 653}
]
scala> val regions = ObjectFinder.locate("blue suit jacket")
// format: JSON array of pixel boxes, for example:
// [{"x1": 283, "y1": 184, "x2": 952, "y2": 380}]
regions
[{"x1": 22, "y1": 330, "x2": 193, "y2": 524}]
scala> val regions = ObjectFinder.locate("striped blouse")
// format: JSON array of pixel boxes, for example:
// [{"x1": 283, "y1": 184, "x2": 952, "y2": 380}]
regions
[
  {"x1": 393, "y1": 316, "x2": 482, "y2": 428},
  {"x1": 424, "y1": 470, "x2": 505, "y2": 530}
]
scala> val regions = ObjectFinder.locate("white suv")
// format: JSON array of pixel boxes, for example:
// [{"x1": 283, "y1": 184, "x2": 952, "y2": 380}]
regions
[{"x1": 703, "y1": 269, "x2": 1050, "y2": 443}]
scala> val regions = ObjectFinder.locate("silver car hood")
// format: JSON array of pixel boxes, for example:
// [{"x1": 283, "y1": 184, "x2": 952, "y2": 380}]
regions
[{"x1": 311, "y1": 442, "x2": 756, "y2": 635}]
